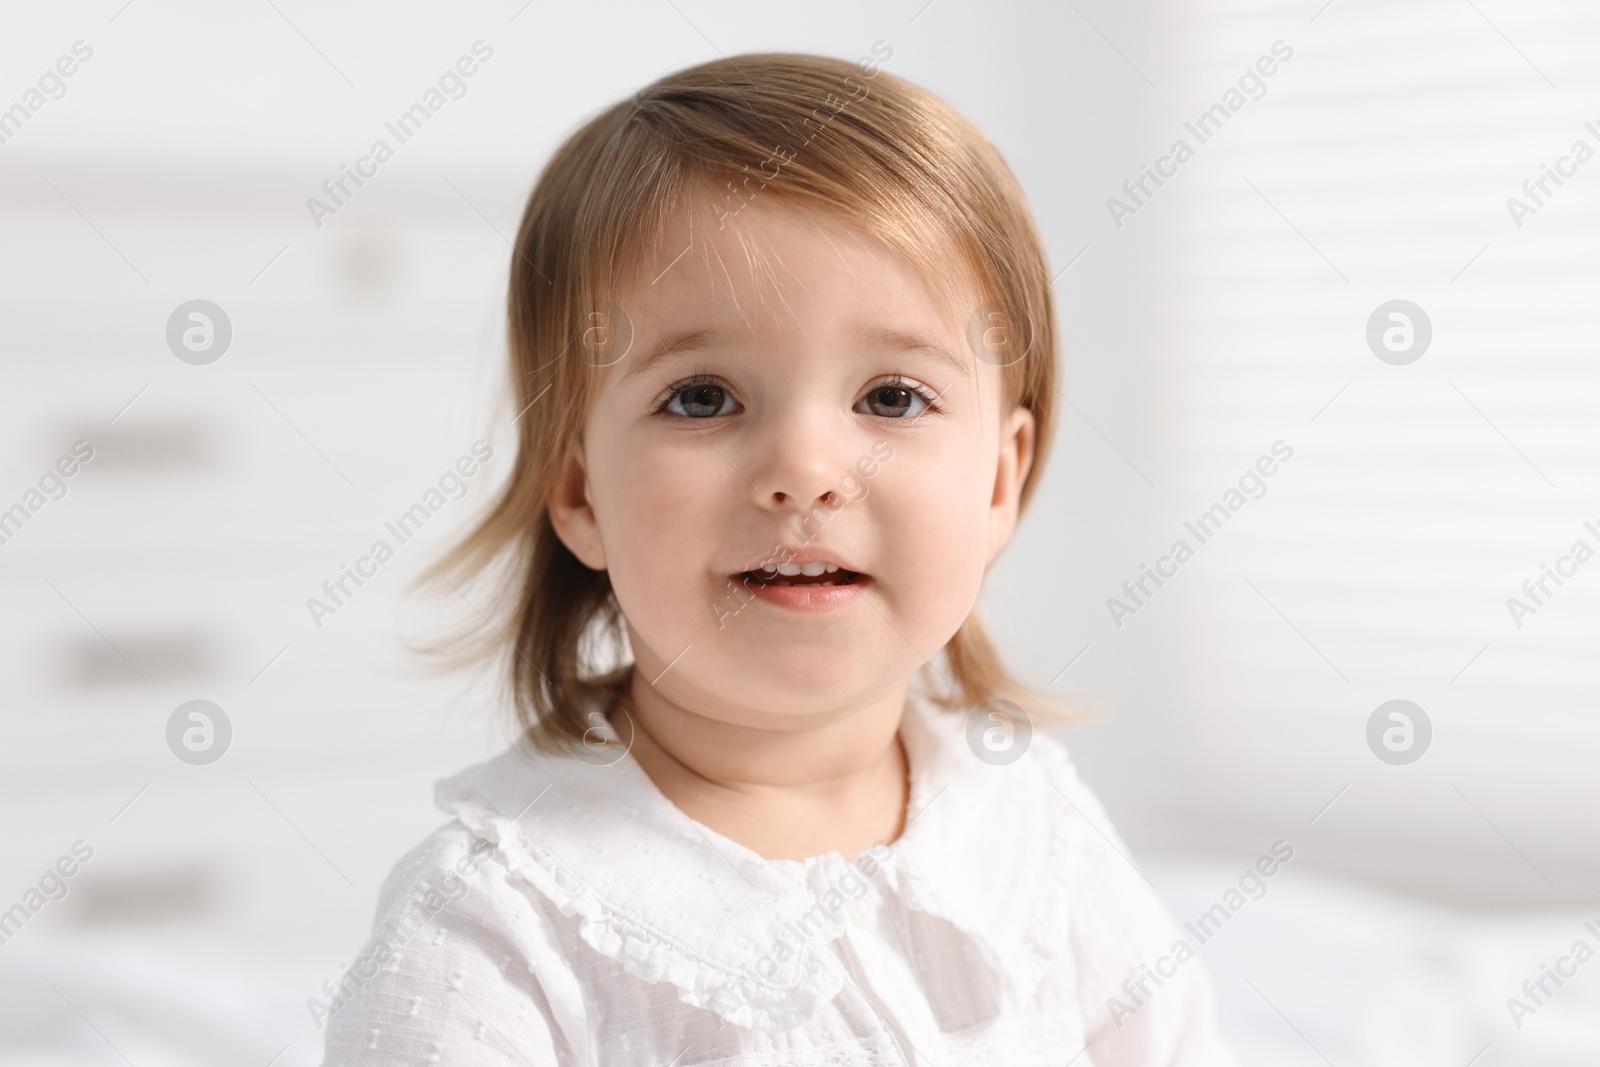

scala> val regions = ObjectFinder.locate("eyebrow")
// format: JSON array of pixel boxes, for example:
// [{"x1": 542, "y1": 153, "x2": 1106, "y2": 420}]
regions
[
  {"x1": 853, "y1": 325, "x2": 974, "y2": 381},
  {"x1": 616, "y1": 326, "x2": 721, "y2": 386},
  {"x1": 615, "y1": 323, "x2": 975, "y2": 385}
]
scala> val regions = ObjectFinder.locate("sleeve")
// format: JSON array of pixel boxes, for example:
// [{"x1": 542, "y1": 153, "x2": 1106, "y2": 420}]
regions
[
  {"x1": 1047, "y1": 746, "x2": 1241, "y2": 1067},
  {"x1": 319, "y1": 821, "x2": 582, "y2": 1067}
]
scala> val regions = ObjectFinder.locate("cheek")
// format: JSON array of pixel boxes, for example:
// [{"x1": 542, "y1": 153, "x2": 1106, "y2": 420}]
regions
[
  {"x1": 588, "y1": 435, "x2": 728, "y2": 624},
  {"x1": 873, "y1": 440, "x2": 994, "y2": 608}
]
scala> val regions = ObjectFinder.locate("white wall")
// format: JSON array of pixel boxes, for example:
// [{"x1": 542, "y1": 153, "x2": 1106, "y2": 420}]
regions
[{"x1": 993, "y1": 0, "x2": 1600, "y2": 908}]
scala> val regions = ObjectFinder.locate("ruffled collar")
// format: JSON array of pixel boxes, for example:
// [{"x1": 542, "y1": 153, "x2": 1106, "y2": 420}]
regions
[{"x1": 433, "y1": 690, "x2": 1069, "y2": 1033}]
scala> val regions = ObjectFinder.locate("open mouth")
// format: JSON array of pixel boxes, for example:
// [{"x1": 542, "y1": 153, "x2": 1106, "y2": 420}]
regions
[{"x1": 738, "y1": 562, "x2": 865, "y2": 588}]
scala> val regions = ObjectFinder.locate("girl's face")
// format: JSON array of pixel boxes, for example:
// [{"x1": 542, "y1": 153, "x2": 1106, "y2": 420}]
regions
[{"x1": 549, "y1": 189, "x2": 1035, "y2": 721}]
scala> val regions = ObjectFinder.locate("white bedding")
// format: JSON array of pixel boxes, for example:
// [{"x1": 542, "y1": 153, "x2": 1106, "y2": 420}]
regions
[{"x1": 1149, "y1": 860, "x2": 1600, "y2": 1065}]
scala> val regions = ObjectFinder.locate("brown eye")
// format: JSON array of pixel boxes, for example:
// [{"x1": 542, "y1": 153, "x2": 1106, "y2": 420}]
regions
[
  {"x1": 857, "y1": 382, "x2": 931, "y2": 419},
  {"x1": 664, "y1": 380, "x2": 735, "y2": 418}
]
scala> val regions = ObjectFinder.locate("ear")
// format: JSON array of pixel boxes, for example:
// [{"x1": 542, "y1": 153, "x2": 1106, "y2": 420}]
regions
[
  {"x1": 547, "y1": 439, "x2": 608, "y2": 570},
  {"x1": 986, "y1": 404, "x2": 1036, "y2": 566}
]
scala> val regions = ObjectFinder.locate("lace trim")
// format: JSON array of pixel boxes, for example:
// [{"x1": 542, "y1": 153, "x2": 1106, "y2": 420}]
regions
[{"x1": 437, "y1": 782, "x2": 849, "y2": 1034}]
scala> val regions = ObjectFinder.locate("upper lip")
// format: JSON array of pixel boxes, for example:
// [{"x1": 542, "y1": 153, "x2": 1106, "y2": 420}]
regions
[{"x1": 732, "y1": 547, "x2": 867, "y2": 575}]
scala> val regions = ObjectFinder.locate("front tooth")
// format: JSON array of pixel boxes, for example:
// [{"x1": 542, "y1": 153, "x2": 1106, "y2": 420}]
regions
[
  {"x1": 760, "y1": 564, "x2": 778, "y2": 574},
  {"x1": 800, "y1": 561, "x2": 827, "y2": 577},
  {"x1": 776, "y1": 563, "x2": 803, "y2": 576},
  {"x1": 824, "y1": 564, "x2": 839, "y2": 573}
]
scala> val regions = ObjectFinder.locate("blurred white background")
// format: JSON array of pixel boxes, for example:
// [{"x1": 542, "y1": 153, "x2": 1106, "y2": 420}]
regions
[{"x1": 3, "y1": 0, "x2": 1598, "y2": 1063}]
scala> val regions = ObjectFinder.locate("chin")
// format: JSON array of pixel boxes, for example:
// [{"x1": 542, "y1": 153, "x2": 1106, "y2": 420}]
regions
[{"x1": 699, "y1": 648, "x2": 899, "y2": 717}]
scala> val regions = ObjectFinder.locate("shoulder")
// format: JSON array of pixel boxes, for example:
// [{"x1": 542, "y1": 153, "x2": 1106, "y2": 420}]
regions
[
  {"x1": 319, "y1": 816, "x2": 577, "y2": 1065},
  {"x1": 1026, "y1": 726, "x2": 1115, "y2": 827},
  {"x1": 900, "y1": 697, "x2": 1118, "y2": 881},
  {"x1": 372, "y1": 819, "x2": 495, "y2": 916},
  {"x1": 1020, "y1": 725, "x2": 1150, "y2": 902},
  {"x1": 1020, "y1": 730, "x2": 1241, "y2": 1064}
]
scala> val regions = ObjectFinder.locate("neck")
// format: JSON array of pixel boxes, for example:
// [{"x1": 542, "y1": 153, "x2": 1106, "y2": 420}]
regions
[{"x1": 618, "y1": 668, "x2": 911, "y2": 861}]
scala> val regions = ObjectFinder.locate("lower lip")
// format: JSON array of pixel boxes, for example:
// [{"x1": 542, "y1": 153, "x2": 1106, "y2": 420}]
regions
[{"x1": 735, "y1": 573, "x2": 871, "y2": 613}]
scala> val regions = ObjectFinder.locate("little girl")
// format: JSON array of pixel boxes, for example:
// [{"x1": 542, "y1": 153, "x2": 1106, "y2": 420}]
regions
[{"x1": 321, "y1": 51, "x2": 1238, "y2": 1066}]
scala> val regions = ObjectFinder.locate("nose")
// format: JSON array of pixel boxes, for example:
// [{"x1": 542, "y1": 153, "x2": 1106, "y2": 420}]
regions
[{"x1": 747, "y1": 402, "x2": 851, "y2": 514}]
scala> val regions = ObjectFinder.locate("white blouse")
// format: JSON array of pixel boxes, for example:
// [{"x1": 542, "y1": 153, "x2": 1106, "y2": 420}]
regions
[{"x1": 320, "y1": 693, "x2": 1240, "y2": 1066}]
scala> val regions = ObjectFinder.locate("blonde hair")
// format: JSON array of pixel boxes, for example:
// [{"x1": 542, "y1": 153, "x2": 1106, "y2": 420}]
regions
[{"x1": 413, "y1": 51, "x2": 1065, "y2": 752}]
